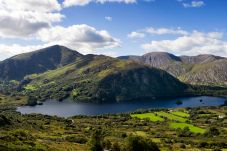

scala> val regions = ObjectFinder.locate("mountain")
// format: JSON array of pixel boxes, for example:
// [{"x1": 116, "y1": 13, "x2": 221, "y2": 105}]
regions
[
  {"x1": 21, "y1": 55, "x2": 188, "y2": 103},
  {"x1": 118, "y1": 55, "x2": 141, "y2": 62},
  {"x1": 119, "y1": 52, "x2": 227, "y2": 86},
  {"x1": 0, "y1": 45, "x2": 83, "y2": 81}
]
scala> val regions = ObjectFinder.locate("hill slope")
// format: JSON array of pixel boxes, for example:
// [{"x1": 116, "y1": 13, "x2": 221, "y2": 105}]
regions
[
  {"x1": 21, "y1": 55, "x2": 188, "y2": 102},
  {"x1": 119, "y1": 52, "x2": 227, "y2": 86},
  {"x1": 0, "y1": 45, "x2": 83, "y2": 81}
]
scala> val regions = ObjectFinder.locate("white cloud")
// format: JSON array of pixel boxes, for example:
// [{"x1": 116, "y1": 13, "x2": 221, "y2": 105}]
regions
[
  {"x1": 128, "y1": 32, "x2": 145, "y2": 39},
  {"x1": 37, "y1": 24, "x2": 120, "y2": 53},
  {"x1": 141, "y1": 31, "x2": 227, "y2": 57},
  {"x1": 105, "y1": 16, "x2": 113, "y2": 21},
  {"x1": 63, "y1": 0, "x2": 92, "y2": 7},
  {"x1": 0, "y1": 0, "x2": 61, "y2": 12},
  {"x1": 0, "y1": 0, "x2": 63, "y2": 39},
  {"x1": 183, "y1": 1, "x2": 205, "y2": 8},
  {"x1": 128, "y1": 27, "x2": 189, "y2": 39},
  {"x1": 63, "y1": 0, "x2": 136, "y2": 7},
  {"x1": 207, "y1": 32, "x2": 223, "y2": 39},
  {"x1": 96, "y1": 0, "x2": 136, "y2": 4},
  {"x1": 144, "y1": 0, "x2": 155, "y2": 2},
  {"x1": 0, "y1": 24, "x2": 121, "y2": 60},
  {"x1": 145, "y1": 27, "x2": 188, "y2": 35},
  {"x1": 0, "y1": 10, "x2": 63, "y2": 39}
]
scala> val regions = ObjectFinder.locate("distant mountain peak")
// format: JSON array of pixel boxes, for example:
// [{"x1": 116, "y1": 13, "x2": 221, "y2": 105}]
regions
[
  {"x1": 0, "y1": 45, "x2": 83, "y2": 81},
  {"x1": 41, "y1": 45, "x2": 75, "y2": 52},
  {"x1": 142, "y1": 52, "x2": 181, "y2": 62},
  {"x1": 143, "y1": 51, "x2": 173, "y2": 56},
  {"x1": 11, "y1": 45, "x2": 81, "y2": 60},
  {"x1": 180, "y1": 54, "x2": 224, "y2": 64}
]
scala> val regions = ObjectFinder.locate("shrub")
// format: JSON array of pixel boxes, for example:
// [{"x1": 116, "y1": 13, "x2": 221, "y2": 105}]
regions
[
  {"x1": 65, "y1": 135, "x2": 87, "y2": 144},
  {"x1": 179, "y1": 144, "x2": 186, "y2": 149},
  {"x1": 11, "y1": 129, "x2": 33, "y2": 141},
  {"x1": 0, "y1": 115, "x2": 11, "y2": 126},
  {"x1": 27, "y1": 96, "x2": 37, "y2": 106},
  {"x1": 112, "y1": 142, "x2": 121, "y2": 151},
  {"x1": 178, "y1": 127, "x2": 192, "y2": 137},
  {"x1": 212, "y1": 147, "x2": 221, "y2": 151},
  {"x1": 176, "y1": 100, "x2": 183, "y2": 105},
  {"x1": 223, "y1": 100, "x2": 227, "y2": 106},
  {"x1": 103, "y1": 139, "x2": 111, "y2": 150},
  {"x1": 205, "y1": 127, "x2": 220, "y2": 137},
  {"x1": 121, "y1": 133, "x2": 127, "y2": 138},
  {"x1": 123, "y1": 136, "x2": 160, "y2": 151},
  {"x1": 198, "y1": 142, "x2": 208, "y2": 148},
  {"x1": 88, "y1": 130, "x2": 103, "y2": 151}
]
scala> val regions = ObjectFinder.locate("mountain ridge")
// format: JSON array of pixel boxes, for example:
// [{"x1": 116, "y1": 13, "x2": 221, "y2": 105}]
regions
[
  {"x1": 0, "y1": 45, "x2": 83, "y2": 81},
  {"x1": 118, "y1": 52, "x2": 227, "y2": 86},
  {"x1": 0, "y1": 45, "x2": 226, "y2": 103}
]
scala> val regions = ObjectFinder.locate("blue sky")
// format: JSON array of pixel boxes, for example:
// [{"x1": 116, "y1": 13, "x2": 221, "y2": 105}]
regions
[{"x1": 0, "y1": 0, "x2": 227, "y2": 60}]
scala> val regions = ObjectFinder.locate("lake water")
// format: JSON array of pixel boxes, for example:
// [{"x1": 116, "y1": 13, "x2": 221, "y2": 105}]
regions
[{"x1": 17, "y1": 96, "x2": 226, "y2": 118}]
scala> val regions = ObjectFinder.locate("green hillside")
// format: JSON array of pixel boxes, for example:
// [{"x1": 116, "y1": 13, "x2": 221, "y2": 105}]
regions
[
  {"x1": 21, "y1": 55, "x2": 188, "y2": 103},
  {"x1": 0, "y1": 45, "x2": 82, "y2": 81}
]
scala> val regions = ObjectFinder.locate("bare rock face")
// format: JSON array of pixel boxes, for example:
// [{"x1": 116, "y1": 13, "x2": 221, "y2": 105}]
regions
[
  {"x1": 180, "y1": 54, "x2": 224, "y2": 64},
  {"x1": 180, "y1": 59, "x2": 227, "y2": 85},
  {"x1": 119, "y1": 52, "x2": 227, "y2": 86}
]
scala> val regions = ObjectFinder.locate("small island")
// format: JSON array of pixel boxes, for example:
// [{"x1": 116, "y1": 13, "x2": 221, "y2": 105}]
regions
[{"x1": 176, "y1": 100, "x2": 183, "y2": 105}]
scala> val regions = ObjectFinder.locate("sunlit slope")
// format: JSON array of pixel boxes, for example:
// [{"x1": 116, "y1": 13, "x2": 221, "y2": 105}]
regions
[
  {"x1": 22, "y1": 55, "x2": 188, "y2": 102},
  {"x1": 0, "y1": 45, "x2": 83, "y2": 81}
]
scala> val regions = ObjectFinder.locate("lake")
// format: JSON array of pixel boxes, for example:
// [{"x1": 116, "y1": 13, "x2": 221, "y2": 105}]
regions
[{"x1": 17, "y1": 96, "x2": 226, "y2": 118}]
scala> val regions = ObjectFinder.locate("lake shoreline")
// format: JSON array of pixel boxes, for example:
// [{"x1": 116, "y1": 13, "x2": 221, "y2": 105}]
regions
[
  {"x1": 24, "y1": 93, "x2": 227, "y2": 106},
  {"x1": 17, "y1": 96, "x2": 227, "y2": 118}
]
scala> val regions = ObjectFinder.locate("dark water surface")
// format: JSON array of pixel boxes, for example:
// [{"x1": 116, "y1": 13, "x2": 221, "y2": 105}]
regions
[{"x1": 17, "y1": 96, "x2": 226, "y2": 117}]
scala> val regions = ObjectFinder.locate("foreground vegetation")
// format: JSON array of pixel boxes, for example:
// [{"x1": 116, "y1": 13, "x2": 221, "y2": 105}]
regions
[
  {"x1": 0, "y1": 94, "x2": 227, "y2": 151},
  {"x1": 0, "y1": 42, "x2": 227, "y2": 151}
]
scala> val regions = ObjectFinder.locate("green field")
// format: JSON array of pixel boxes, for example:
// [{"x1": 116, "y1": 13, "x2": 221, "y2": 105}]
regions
[
  {"x1": 156, "y1": 111, "x2": 188, "y2": 122},
  {"x1": 0, "y1": 94, "x2": 27, "y2": 106},
  {"x1": 131, "y1": 113, "x2": 164, "y2": 122},
  {"x1": 198, "y1": 114, "x2": 211, "y2": 117},
  {"x1": 1, "y1": 103, "x2": 226, "y2": 150},
  {"x1": 170, "y1": 122, "x2": 206, "y2": 134},
  {"x1": 170, "y1": 111, "x2": 190, "y2": 118},
  {"x1": 1, "y1": 93, "x2": 226, "y2": 151},
  {"x1": 24, "y1": 84, "x2": 38, "y2": 91}
]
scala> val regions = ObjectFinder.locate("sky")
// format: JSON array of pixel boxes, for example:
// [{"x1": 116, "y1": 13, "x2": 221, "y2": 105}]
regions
[{"x1": 0, "y1": 0, "x2": 227, "y2": 60}]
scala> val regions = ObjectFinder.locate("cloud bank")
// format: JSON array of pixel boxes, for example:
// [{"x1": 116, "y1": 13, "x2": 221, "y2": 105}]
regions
[
  {"x1": 63, "y1": 0, "x2": 136, "y2": 7},
  {"x1": 141, "y1": 31, "x2": 227, "y2": 57},
  {"x1": 128, "y1": 27, "x2": 189, "y2": 39},
  {"x1": 0, "y1": 0, "x2": 63, "y2": 39},
  {"x1": 38, "y1": 24, "x2": 120, "y2": 52},
  {"x1": 183, "y1": 1, "x2": 205, "y2": 8},
  {"x1": 0, "y1": 0, "x2": 121, "y2": 60}
]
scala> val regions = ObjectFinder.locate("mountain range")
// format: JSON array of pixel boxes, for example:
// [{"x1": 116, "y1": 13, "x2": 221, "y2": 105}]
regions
[
  {"x1": 119, "y1": 52, "x2": 227, "y2": 86},
  {"x1": 0, "y1": 45, "x2": 226, "y2": 103}
]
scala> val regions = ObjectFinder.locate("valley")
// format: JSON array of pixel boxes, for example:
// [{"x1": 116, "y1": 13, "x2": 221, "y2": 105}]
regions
[
  {"x1": 0, "y1": 95, "x2": 227, "y2": 151},
  {"x1": 0, "y1": 45, "x2": 227, "y2": 104},
  {"x1": 1, "y1": 1, "x2": 227, "y2": 150},
  {"x1": 0, "y1": 45, "x2": 227, "y2": 151}
]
